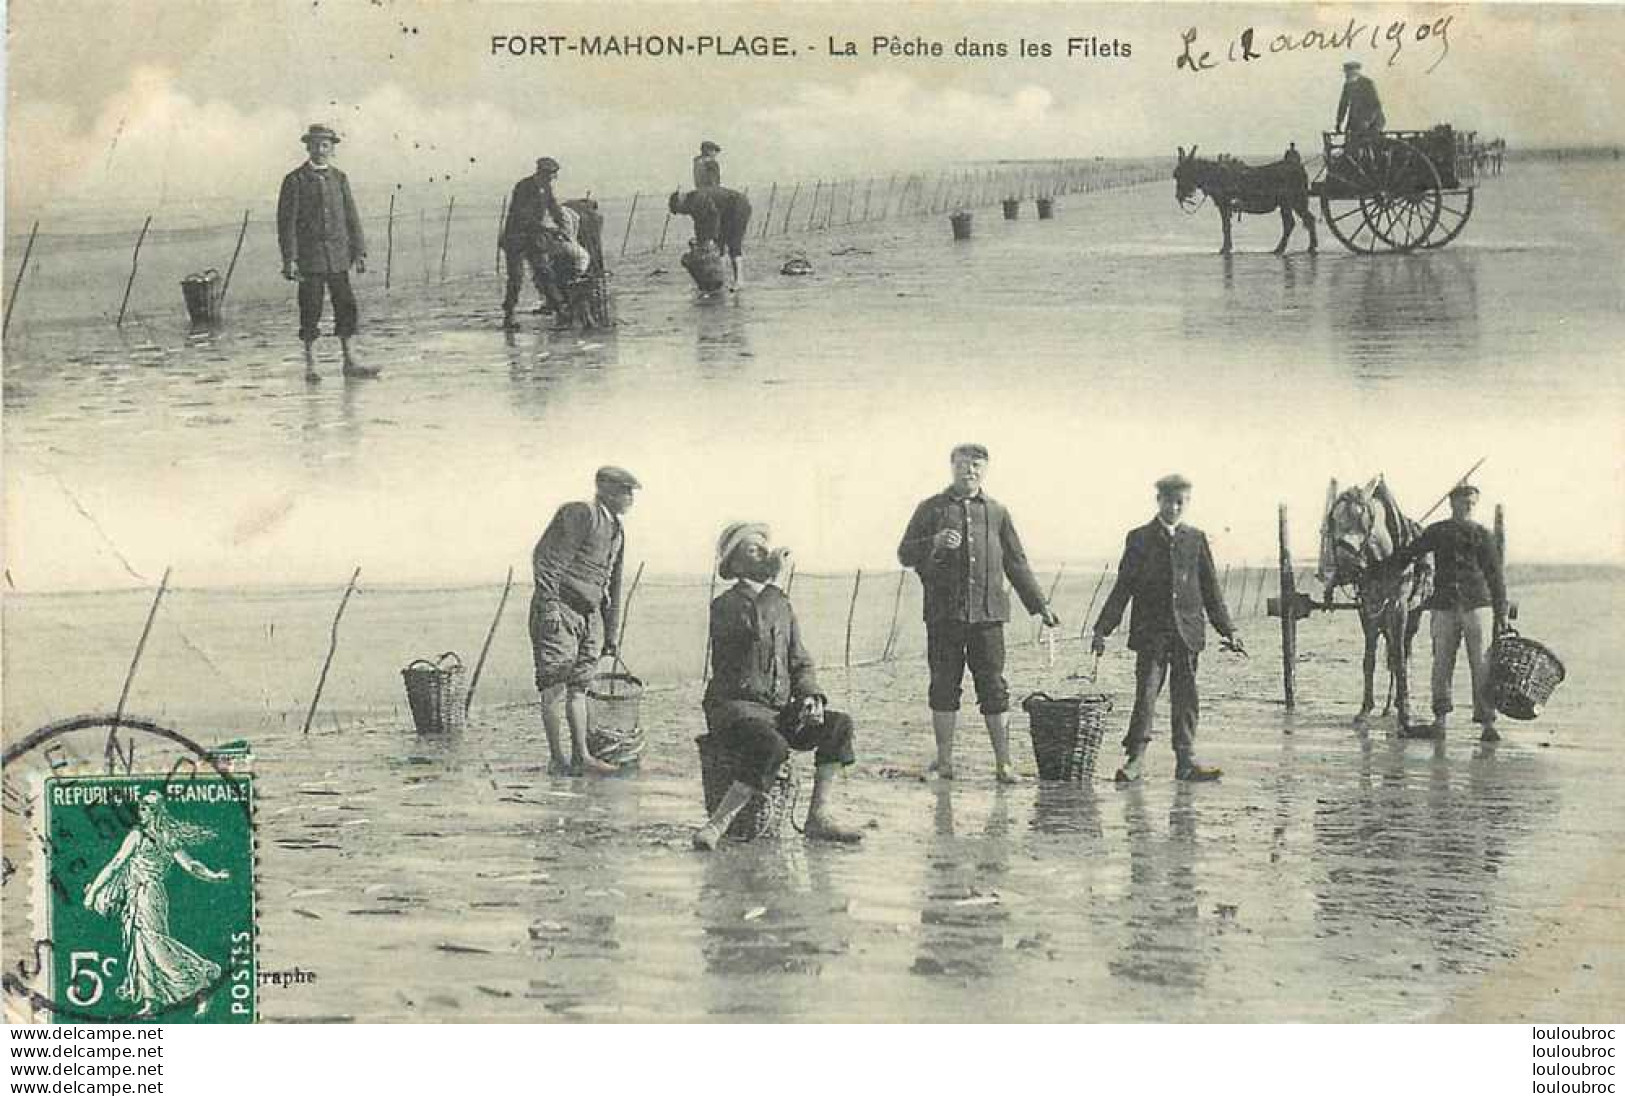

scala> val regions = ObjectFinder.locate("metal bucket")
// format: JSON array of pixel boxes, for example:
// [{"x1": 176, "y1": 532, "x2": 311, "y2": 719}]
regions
[
  {"x1": 949, "y1": 212, "x2": 973, "y2": 241},
  {"x1": 1001, "y1": 198, "x2": 1021, "y2": 220},
  {"x1": 1036, "y1": 198, "x2": 1055, "y2": 220},
  {"x1": 181, "y1": 269, "x2": 223, "y2": 326}
]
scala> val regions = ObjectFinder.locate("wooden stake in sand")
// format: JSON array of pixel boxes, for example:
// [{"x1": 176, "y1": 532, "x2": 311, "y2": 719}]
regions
[
  {"x1": 302, "y1": 568, "x2": 361, "y2": 735},
  {"x1": 385, "y1": 193, "x2": 396, "y2": 291},
  {"x1": 843, "y1": 568, "x2": 864, "y2": 667},
  {"x1": 115, "y1": 216, "x2": 153, "y2": 327},
  {"x1": 3, "y1": 220, "x2": 40, "y2": 338},
  {"x1": 219, "y1": 210, "x2": 251, "y2": 311},
  {"x1": 701, "y1": 568, "x2": 719, "y2": 681},
  {"x1": 615, "y1": 561, "x2": 646, "y2": 653},
  {"x1": 780, "y1": 183, "x2": 801, "y2": 235},
  {"x1": 438, "y1": 196, "x2": 455, "y2": 282},
  {"x1": 464, "y1": 566, "x2": 514, "y2": 716},
  {"x1": 1035, "y1": 564, "x2": 1066, "y2": 643},
  {"x1": 881, "y1": 569, "x2": 907, "y2": 662},
  {"x1": 1277, "y1": 506, "x2": 1297, "y2": 709},
  {"x1": 1078, "y1": 563, "x2": 1110, "y2": 639},
  {"x1": 657, "y1": 212, "x2": 673, "y2": 252},
  {"x1": 619, "y1": 193, "x2": 640, "y2": 258},
  {"x1": 758, "y1": 184, "x2": 777, "y2": 242},
  {"x1": 112, "y1": 566, "x2": 172, "y2": 734}
]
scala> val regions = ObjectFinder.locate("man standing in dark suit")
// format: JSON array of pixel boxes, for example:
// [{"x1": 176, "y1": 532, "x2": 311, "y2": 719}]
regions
[
  {"x1": 277, "y1": 124, "x2": 377, "y2": 382},
  {"x1": 1091, "y1": 475, "x2": 1244, "y2": 783},
  {"x1": 898, "y1": 443, "x2": 1061, "y2": 782},
  {"x1": 1335, "y1": 60, "x2": 1386, "y2": 136},
  {"x1": 500, "y1": 157, "x2": 570, "y2": 329},
  {"x1": 1381, "y1": 483, "x2": 1508, "y2": 741}
]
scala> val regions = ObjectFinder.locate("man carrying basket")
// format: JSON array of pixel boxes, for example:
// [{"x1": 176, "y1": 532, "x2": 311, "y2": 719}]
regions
[
  {"x1": 530, "y1": 466, "x2": 639, "y2": 776},
  {"x1": 1379, "y1": 483, "x2": 1508, "y2": 741},
  {"x1": 692, "y1": 523, "x2": 862, "y2": 851}
]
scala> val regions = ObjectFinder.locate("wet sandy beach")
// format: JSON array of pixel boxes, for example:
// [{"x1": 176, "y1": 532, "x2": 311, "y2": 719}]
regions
[{"x1": 19, "y1": 568, "x2": 1594, "y2": 1024}]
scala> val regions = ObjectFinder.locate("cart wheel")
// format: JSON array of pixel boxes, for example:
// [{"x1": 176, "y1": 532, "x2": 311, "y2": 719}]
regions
[
  {"x1": 1318, "y1": 135, "x2": 1443, "y2": 254},
  {"x1": 1419, "y1": 188, "x2": 1475, "y2": 249}
]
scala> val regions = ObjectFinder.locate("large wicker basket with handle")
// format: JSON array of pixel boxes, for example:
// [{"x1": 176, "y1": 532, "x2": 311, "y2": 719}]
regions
[
  {"x1": 1022, "y1": 691, "x2": 1112, "y2": 781},
  {"x1": 1490, "y1": 627, "x2": 1566, "y2": 720},
  {"x1": 402, "y1": 651, "x2": 466, "y2": 735}
]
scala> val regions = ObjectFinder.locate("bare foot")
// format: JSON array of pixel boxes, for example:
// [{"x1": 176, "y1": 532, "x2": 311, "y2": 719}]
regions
[
  {"x1": 927, "y1": 759, "x2": 955, "y2": 781},
  {"x1": 580, "y1": 755, "x2": 619, "y2": 776},
  {"x1": 804, "y1": 817, "x2": 863, "y2": 844},
  {"x1": 304, "y1": 369, "x2": 322, "y2": 384},
  {"x1": 995, "y1": 764, "x2": 1023, "y2": 784},
  {"x1": 546, "y1": 756, "x2": 573, "y2": 776}
]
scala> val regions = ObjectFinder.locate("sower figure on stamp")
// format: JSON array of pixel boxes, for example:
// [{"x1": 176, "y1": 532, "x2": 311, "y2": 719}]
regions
[
  {"x1": 530, "y1": 466, "x2": 639, "y2": 776},
  {"x1": 898, "y1": 444, "x2": 1061, "y2": 783},
  {"x1": 692, "y1": 139, "x2": 722, "y2": 189},
  {"x1": 1380, "y1": 483, "x2": 1508, "y2": 742},
  {"x1": 277, "y1": 124, "x2": 377, "y2": 382},
  {"x1": 693, "y1": 522, "x2": 862, "y2": 851},
  {"x1": 1335, "y1": 60, "x2": 1386, "y2": 138},
  {"x1": 500, "y1": 157, "x2": 570, "y2": 330},
  {"x1": 1091, "y1": 475, "x2": 1245, "y2": 784},
  {"x1": 668, "y1": 186, "x2": 752, "y2": 290}
]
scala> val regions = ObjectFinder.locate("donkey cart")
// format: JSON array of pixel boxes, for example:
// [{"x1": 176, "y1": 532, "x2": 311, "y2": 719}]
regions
[{"x1": 1312, "y1": 126, "x2": 1479, "y2": 254}]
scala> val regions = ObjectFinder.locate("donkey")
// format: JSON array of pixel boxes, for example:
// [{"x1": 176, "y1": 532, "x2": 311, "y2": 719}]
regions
[
  {"x1": 1319, "y1": 478, "x2": 1433, "y2": 729},
  {"x1": 1174, "y1": 144, "x2": 1318, "y2": 255}
]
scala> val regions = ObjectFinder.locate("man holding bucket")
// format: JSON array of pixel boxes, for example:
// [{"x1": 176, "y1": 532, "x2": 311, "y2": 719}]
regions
[
  {"x1": 276, "y1": 124, "x2": 377, "y2": 382},
  {"x1": 1379, "y1": 483, "x2": 1508, "y2": 740},
  {"x1": 1091, "y1": 474, "x2": 1243, "y2": 783},
  {"x1": 897, "y1": 444, "x2": 1061, "y2": 783},
  {"x1": 530, "y1": 466, "x2": 639, "y2": 776},
  {"x1": 693, "y1": 522, "x2": 862, "y2": 851}
]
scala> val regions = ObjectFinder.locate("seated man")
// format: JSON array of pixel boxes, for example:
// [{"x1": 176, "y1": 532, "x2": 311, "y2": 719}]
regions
[
  {"x1": 668, "y1": 186, "x2": 752, "y2": 290},
  {"x1": 693, "y1": 522, "x2": 862, "y2": 850}
]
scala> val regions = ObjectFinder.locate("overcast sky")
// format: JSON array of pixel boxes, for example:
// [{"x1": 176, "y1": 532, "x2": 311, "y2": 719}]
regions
[{"x1": 7, "y1": 2, "x2": 1625, "y2": 220}]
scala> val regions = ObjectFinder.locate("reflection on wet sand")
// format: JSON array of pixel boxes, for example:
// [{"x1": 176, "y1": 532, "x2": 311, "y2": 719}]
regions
[
  {"x1": 1327, "y1": 252, "x2": 1481, "y2": 377},
  {"x1": 912, "y1": 786, "x2": 1015, "y2": 980},
  {"x1": 1108, "y1": 785, "x2": 1208, "y2": 991}
]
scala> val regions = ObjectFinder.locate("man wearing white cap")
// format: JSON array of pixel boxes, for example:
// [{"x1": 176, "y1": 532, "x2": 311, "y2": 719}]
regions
[
  {"x1": 693, "y1": 522, "x2": 862, "y2": 850},
  {"x1": 530, "y1": 466, "x2": 639, "y2": 775}
]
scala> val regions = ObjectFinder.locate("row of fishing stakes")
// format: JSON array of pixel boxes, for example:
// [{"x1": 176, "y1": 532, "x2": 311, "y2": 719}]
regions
[
  {"x1": 3, "y1": 161, "x2": 1175, "y2": 336},
  {"x1": 949, "y1": 194, "x2": 1058, "y2": 241}
]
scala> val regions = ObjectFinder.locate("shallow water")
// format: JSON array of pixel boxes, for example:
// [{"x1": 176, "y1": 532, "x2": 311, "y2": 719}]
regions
[{"x1": 4, "y1": 161, "x2": 1622, "y2": 588}]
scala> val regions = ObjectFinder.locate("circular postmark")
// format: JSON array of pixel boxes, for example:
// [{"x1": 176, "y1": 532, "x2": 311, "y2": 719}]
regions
[{"x1": 3, "y1": 713, "x2": 255, "y2": 1023}]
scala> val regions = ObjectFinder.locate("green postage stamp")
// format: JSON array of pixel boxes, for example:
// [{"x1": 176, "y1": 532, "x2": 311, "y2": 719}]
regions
[{"x1": 41, "y1": 772, "x2": 257, "y2": 1023}]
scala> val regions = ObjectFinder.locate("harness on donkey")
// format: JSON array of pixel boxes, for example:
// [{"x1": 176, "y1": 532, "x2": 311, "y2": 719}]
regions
[
  {"x1": 1174, "y1": 144, "x2": 1319, "y2": 255},
  {"x1": 1318, "y1": 478, "x2": 1434, "y2": 726}
]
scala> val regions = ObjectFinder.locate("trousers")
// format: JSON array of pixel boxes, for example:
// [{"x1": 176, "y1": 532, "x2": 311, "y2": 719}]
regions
[
  {"x1": 1430, "y1": 607, "x2": 1494, "y2": 724},
  {"x1": 702, "y1": 699, "x2": 856, "y2": 793},
  {"x1": 297, "y1": 273, "x2": 358, "y2": 342},
  {"x1": 1122, "y1": 639, "x2": 1200, "y2": 762}
]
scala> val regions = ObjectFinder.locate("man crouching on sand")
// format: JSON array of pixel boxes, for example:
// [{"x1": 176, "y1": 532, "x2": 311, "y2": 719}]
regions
[{"x1": 693, "y1": 522, "x2": 862, "y2": 851}]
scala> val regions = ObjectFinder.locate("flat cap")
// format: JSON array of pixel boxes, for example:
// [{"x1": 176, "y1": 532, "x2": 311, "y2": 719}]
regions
[
  {"x1": 1155, "y1": 473, "x2": 1193, "y2": 494},
  {"x1": 951, "y1": 443, "x2": 990, "y2": 462},
  {"x1": 301, "y1": 124, "x2": 341, "y2": 145},
  {"x1": 595, "y1": 465, "x2": 641, "y2": 490},
  {"x1": 535, "y1": 156, "x2": 560, "y2": 174},
  {"x1": 700, "y1": 140, "x2": 722, "y2": 153},
  {"x1": 1448, "y1": 482, "x2": 1480, "y2": 499},
  {"x1": 1343, "y1": 59, "x2": 1363, "y2": 71}
]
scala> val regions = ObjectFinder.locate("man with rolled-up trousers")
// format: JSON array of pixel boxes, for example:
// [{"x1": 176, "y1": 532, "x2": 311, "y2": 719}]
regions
[
  {"x1": 1092, "y1": 474, "x2": 1244, "y2": 783},
  {"x1": 898, "y1": 443, "x2": 1060, "y2": 782},
  {"x1": 530, "y1": 466, "x2": 638, "y2": 776}
]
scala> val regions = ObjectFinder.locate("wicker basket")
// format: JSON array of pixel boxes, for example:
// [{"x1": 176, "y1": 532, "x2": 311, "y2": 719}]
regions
[
  {"x1": 586, "y1": 657, "x2": 644, "y2": 766},
  {"x1": 1490, "y1": 628, "x2": 1566, "y2": 720},
  {"x1": 402, "y1": 652, "x2": 466, "y2": 735},
  {"x1": 1022, "y1": 691, "x2": 1112, "y2": 781},
  {"x1": 681, "y1": 242, "x2": 728, "y2": 293},
  {"x1": 566, "y1": 272, "x2": 615, "y2": 329},
  {"x1": 696, "y1": 734, "x2": 797, "y2": 842}
]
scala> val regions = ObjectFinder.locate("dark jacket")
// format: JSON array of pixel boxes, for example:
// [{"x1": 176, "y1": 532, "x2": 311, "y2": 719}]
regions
[
  {"x1": 531, "y1": 501, "x2": 625, "y2": 637},
  {"x1": 276, "y1": 163, "x2": 366, "y2": 275},
  {"x1": 692, "y1": 154, "x2": 722, "y2": 189},
  {"x1": 1095, "y1": 520, "x2": 1234, "y2": 653},
  {"x1": 897, "y1": 489, "x2": 1047, "y2": 626},
  {"x1": 674, "y1": 187, "x2": 751, "y2": 249},
  {"x1": 704, "y1": 582, "x2": 819, "y2": 708},
  {"x1": 1336, "y1": 75, "x2": 1386, "y2": 133},
  {"x1": 1388, "y1": 518, "x2": 1506, "y2": 617},
  {"x1": 501, "y1": 175, "x2": 568, "y2": 251}
]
